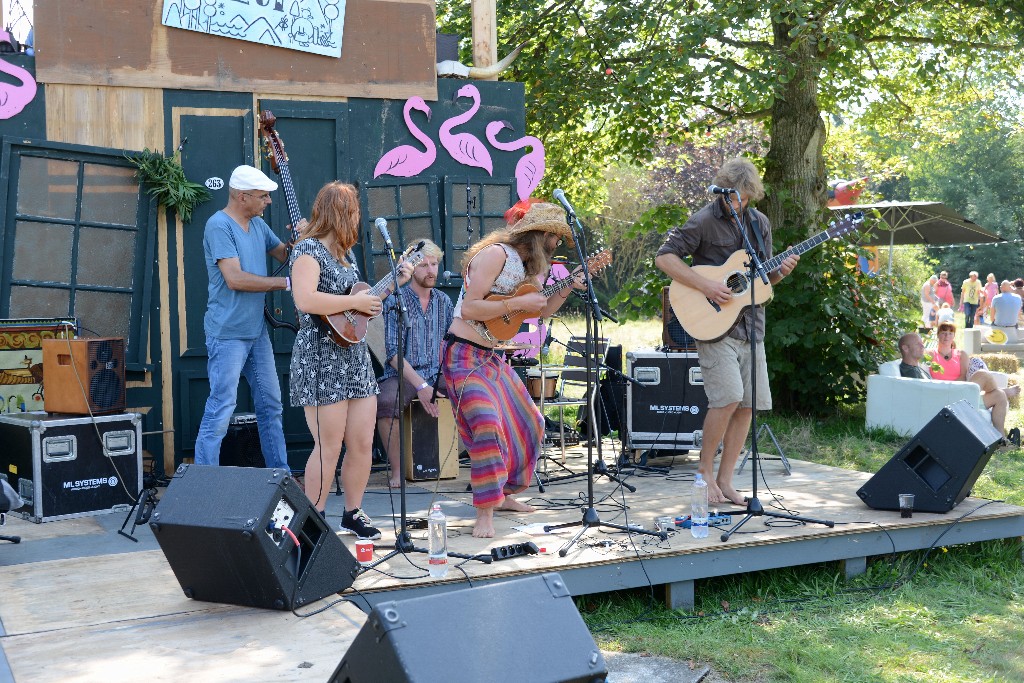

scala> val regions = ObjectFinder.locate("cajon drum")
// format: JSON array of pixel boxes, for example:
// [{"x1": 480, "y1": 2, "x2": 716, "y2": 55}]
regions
[{"x1": 402, "y1": 397, "x2": 461, "y2": 481}]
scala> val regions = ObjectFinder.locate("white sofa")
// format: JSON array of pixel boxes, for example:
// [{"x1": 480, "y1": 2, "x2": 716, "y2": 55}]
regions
[{"x1": 865, "y1": 360, "x2": 1005, "y2": 436}]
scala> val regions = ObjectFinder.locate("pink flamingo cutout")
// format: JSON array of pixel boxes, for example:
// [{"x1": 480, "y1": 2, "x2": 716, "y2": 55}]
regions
[
  {"x1": 0, "y1": 57, "x2": 37, "y2": 120},
  {"x1": 438, "y1": 84, "x2": 493, "y2": 175},
  {"x1": 485, "y1": 120, "x2": 546, "y2": 202},
  {"x1": 373, "y1": 97, "x2": 436, "y2": 178}
]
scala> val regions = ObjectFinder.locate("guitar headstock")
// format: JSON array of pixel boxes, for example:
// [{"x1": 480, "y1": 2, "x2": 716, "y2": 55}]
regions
[
  {"x1": 587, "y1": 249, "x2": 613, "y2": 274},
  {"x1": 826, "y1": 211, "x2": 865, "y2": 240},
  {"x1": 399, "y1": 241, "x2": 427, "y2": 269},
  {"x1": 258, "y1": 110, "x2": 287, "y2": 175}
]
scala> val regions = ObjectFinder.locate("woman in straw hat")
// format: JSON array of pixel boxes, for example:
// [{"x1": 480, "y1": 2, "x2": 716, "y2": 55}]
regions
[{"x1": 442, "y1": 199, "x2": 584, "y2": 538}]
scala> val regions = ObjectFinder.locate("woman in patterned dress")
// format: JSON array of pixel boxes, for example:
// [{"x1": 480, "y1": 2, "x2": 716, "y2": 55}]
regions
[
  {"x1": 289, "y1": 181, "x2": 411, "y2": 539},
  {"x1": 442, "y1": 200, "x2": 583, "y2": 538}
]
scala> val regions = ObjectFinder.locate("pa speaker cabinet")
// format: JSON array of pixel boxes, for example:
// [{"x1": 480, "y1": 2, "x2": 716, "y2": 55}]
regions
[
  {"x1": 661, "y1": 286, "x2": 697, "y2": 351},
  {"x1": 403, "y1": 397, "x2": 461, "y2": 481},
  {"x1": 219, "y1": 413, "x2": 266, "y2": 468},
  {"x1": 330, "y1": 573, "x2": 608, "y2": 683},
  {"x1": 42, "y1": 337, "x2": 126, "y2": 415},
  {"x1": 857, "y1": 400, "x2": 1002, "y2": 513},
  {"x1": 0, "y1": 411, "x2": 141, "y2": 522},
  {"x1": 150, "y1": 464, "x2": 358, "y2": 610},
  {"x1": 626, "y1": 349, "x2": 707, "y2": 451}
]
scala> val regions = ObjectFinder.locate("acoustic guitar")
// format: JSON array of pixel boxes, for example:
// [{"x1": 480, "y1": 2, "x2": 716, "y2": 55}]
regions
[
  {"x1": 319, "y1": 242, "x2": 426, "y2": 347},
  {"x1": 483, "y1": 250, "x2": 613, "y2": 341},
  {"x1": 668, "y1": 213, "x2": 863, "y2": 341}
]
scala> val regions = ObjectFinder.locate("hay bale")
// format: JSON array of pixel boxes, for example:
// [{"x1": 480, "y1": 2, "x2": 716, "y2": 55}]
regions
[{"x1": 978, "y1": 353, "x2": 1020, "y2": 375}]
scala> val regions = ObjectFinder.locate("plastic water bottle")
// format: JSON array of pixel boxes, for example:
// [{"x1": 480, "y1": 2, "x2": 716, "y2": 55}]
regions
[
  {"x1": 691, "y1": 474, "x2": 709, "y2": 538},
  {"x1": 427, "y1": 503, "x2": 449, "y2": 577}
]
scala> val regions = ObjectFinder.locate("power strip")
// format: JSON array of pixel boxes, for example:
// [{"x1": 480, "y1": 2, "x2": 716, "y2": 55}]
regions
[
  {"x1": 676, "y1": 513, "x2": 732, "y2": 529},
  {"x1": 490, "y1": 541, "x2": 540, "y2": 561}
]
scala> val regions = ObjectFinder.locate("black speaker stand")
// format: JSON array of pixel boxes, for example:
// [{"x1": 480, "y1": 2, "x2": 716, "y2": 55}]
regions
[{"x1": 118, "y1": 486, "x2": 157, "y2": 542}]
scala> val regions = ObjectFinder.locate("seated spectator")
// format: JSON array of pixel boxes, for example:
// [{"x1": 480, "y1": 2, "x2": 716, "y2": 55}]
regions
[
  {"x1": 991, "y1": 280, "x2": 1022, "y2": 339},
  {"x1": 900, "y1": 323, "x2": 1020, "y2": 443},
  {"x1": 936, "y1": 302, "x2": 955, "y2": 325}
]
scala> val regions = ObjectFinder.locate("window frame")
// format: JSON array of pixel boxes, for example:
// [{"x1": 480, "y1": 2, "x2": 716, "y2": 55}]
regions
[{"x1": 0, "y1": 136, "x2": 158, "y2": 371}]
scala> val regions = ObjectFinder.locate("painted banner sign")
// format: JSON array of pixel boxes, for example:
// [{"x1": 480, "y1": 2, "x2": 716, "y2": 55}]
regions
[{"x1": 161, "y1": 0, "x2": 346, "y2": 58}]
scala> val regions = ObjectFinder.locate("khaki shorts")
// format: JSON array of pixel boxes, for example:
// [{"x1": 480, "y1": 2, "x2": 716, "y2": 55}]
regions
[{"x1": 696, "y1": 336, "x2": 772, "y2": 410}]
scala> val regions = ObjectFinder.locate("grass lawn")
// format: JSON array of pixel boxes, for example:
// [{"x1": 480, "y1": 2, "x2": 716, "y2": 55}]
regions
[{"x1": 546, "y1": 315, "x2": 1024, "y2": 682}]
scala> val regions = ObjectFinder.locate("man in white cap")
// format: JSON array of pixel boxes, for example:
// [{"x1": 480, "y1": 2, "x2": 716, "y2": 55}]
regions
[{"x1": 195, "y1": 165, "x2": 291, "y2": 469}]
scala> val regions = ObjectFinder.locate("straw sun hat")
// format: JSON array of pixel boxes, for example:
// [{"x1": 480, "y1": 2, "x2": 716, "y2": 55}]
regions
[{"x1": 504, "y1": 201, "x2": 575, "y2": 247}]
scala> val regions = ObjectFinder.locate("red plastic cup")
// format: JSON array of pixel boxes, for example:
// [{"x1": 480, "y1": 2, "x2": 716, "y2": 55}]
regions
[{"x1": 355, "y1": 539, "x2": 374, "y2": 564}]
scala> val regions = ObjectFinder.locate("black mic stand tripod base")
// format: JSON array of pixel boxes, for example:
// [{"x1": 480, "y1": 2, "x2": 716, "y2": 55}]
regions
[
  {"x1": 542, "y1": 199, "x2": 665, "y2": 557},
  {"x1": 364, "y1": 238, "x2": 490, "y2": 572}
]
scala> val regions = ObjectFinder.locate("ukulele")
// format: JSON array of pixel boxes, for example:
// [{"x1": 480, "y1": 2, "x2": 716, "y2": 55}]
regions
[
  {"x1": 258, "y1": 110, "x2": 304, "y2": 333},
  {"x1": 319, "y1": 242, "x2": 426, "y2": 347},
  {"x1": 668, "y1": 213, "x2": 863, "y2": 341},
  {"x1": 483, "y1": 250, "x2": 613, "y2": 341}
]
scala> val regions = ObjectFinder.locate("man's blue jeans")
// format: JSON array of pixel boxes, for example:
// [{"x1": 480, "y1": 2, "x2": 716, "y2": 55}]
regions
[
  {"x1": 963, "y1": 302, "x2": 978, "y2": 328},
  {"x1": 194, "y1": 329, "x2": 289, "y2": 469}
]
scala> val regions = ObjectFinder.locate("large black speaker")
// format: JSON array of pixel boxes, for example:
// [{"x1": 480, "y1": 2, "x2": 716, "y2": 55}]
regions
[
  {"x1": 857, "y1": 400, "x2": 1002, "y2": 513},
  {"x1": 330, "y1": 573, "x2": 608, "y2": 683},
  {"x1": 150, "y1": 464, "x2": 358, "y2": 609}
]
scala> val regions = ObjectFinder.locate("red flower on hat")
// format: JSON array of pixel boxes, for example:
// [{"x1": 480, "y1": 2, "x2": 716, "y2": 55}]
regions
[{"x1": 503, "y1": 197, "x2": 544, "y2": 225}]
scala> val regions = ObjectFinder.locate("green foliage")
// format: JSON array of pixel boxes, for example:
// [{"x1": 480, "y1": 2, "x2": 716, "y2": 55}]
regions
[
  {"x1": 128, "y1": 148, "x2": 211, "y2": 224},
  {"x1": 607, "y1": 204, "x2": 689, "y2": 320},
  {"x1": 767, "y1": 217, "x2": 915, "y2": 412}
]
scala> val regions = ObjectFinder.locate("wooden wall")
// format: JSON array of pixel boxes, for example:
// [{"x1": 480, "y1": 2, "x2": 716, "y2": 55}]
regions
[{"x1": 34, "y1": 0, "x2": 437, "y2": 101}]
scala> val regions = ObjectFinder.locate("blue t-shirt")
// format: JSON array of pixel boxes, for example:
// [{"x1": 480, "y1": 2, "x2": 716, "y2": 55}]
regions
[
  {"x1": 991, "y1": 292, "x2": 1022, "y2": 327},
  {"x1": 203, "y1": 210, "x2": 282, "y2": 339}
]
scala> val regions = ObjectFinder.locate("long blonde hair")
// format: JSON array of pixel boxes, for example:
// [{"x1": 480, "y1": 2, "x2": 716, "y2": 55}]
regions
[
  {"x1": 462, "y1": 229, "x2": 550, "y2": 281},
  {"x1": 301, "y1": 182, "x2": 360, "y2": 264}
]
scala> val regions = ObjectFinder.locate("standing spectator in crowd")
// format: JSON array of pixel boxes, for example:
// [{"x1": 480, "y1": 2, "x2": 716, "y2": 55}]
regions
[
  {"x1": 934, "y1": 271, "x2": 955, "y2": 307},
  {"x1": 960, "y1": 271, "x2": 982, "y2": 329},
  {"x1": 982, "y1": 273, "x2": 999, "y2": 324},
  {"x1": 920, "y1": 274, "x2": 938, "y2": 329}
]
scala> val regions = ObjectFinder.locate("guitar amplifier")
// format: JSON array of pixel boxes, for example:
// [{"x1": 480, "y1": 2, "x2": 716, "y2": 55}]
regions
[
  {"x1": 626, "y1": 350, "x2": 707, "y2": 452},
  {"x1": 402, "y1": 398, "x2": 461, "y2": 481}
]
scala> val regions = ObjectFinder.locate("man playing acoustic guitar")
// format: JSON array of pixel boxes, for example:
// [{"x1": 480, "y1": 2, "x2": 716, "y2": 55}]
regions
[{"x1": 654, "y1": 158, "x2": 799, "y2": 506}]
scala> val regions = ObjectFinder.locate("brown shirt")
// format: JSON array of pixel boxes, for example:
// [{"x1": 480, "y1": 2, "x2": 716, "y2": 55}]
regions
[{"x1": 657, "y1": 199, "x2": 774, "y2": 341}]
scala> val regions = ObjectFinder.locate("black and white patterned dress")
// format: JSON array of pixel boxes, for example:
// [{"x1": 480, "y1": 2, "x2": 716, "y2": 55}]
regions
[{"x1": 289, "y1": 238, "x2": 379, "y2": 406}]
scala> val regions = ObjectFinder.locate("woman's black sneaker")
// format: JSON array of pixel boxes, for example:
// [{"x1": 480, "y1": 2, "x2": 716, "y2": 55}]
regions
[{"x1": 340, "y1": 508, "x2": 382, "y2": 540}]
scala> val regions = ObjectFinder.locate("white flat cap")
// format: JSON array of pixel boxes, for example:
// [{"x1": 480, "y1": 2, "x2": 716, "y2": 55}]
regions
[{"x1": 228, "y1": 165, "x2": 278, "y2": 191}]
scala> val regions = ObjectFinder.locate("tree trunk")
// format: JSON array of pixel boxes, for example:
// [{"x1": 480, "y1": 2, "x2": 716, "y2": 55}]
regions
[{"x1": 761, "y1": 20, "x2": 828, "y2": 236}]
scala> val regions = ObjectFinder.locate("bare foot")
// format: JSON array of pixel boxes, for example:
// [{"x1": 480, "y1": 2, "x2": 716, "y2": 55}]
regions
[
  {"x1": 387, "y1": 478, "x2": 401, "y2": 489},
  {"x1": 1006, "y1": 385, "x2": 1021, "y2": 399},
  {"x1": 473, "y1": 507, "x2": 495, "y2": 538},
  {"x1": 717, "y1": 483, "x2": 746, "y2": 506},
  {"x1": 496, "y1": 497, "x2": 536, "y2": 513},
  {"x1": 701, "y1": 478, "x2": 726, "y2": 504}
]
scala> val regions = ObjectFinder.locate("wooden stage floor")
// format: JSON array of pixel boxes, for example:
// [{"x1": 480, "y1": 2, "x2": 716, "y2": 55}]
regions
[{"x1": 3, "y1": 440, "x2": 1024, "y2": 682}]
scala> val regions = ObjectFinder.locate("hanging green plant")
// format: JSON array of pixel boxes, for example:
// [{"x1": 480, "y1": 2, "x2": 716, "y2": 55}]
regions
[{"x1": 127, "y1": 148, "x2": 211, "y2": 224}]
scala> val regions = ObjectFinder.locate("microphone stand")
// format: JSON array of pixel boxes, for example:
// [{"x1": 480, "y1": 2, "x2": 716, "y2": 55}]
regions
[
  {"x1": 365, "y1": 234, "x2": 490, "y2": 572},
  {"x1": 713, "y1": 192, "x2": 834, "y2": 542},
  {"x1": 543, "y1": 197, "x2": 666, "y2": 556}
]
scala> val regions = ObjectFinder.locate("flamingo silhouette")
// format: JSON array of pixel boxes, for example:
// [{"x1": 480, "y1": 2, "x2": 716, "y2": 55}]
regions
[
  {"x1": 0, "y1": 57, "x2": 37, "y2": 120},
  {"x1": 373, "y1": 97, "x2": 436, "y2": 178},
  {"x1": 485, "y1": 120, "x2": 546, "y2": 202},
  {"x1": 438, "y1": 84, "x2": 493, "y2": 175}
]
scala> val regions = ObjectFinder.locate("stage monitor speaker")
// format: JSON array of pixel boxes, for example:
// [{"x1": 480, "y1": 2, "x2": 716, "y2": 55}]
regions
[
  {"x1": 329, "y1": 573, "x2": 607, "y2": 683},
  {"x1": 150, "y1": 464, "x2": 358, "y2": 610},
  {"x1": 42, "y1": 337, "x2": 126, "y2": 414},
  {"x1": 857, "y1": 400, "x2": 1002, "y2": 513},
  {"x1": 661, "y1": 286, "x2": 696, "y2": 351}
]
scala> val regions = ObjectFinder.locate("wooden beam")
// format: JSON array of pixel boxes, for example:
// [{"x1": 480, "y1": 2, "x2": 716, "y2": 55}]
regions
[{"x1": 471, "y1": 0, "x2": 498, "y2": 81}]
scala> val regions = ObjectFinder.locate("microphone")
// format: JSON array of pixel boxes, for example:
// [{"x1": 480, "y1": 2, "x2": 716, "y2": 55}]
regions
[
  {"x1": 707, "y1": 185, "x2": 737, "y2": 196},
  {"x1": 374, "y1": 217, "x2": 393, "y2": 249},
  {"x1": 552, "y1": 188, "x2": 575, "y2": 215}
]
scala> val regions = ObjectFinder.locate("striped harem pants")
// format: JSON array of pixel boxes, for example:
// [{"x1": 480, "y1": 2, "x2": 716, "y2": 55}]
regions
[{"x1": 442, "y1": 336, "x2": 543, "y2": 508}]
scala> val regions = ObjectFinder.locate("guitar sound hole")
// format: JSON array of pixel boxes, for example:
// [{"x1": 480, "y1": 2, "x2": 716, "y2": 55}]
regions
[{"x1": 726, "y1": 272, "x2": 748, "y2": 294}]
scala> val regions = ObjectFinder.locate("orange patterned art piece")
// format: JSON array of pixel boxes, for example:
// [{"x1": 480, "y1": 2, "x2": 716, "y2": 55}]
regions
[{"x1": 0, "y1": 318, "x2": 76, "y2": 413}]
